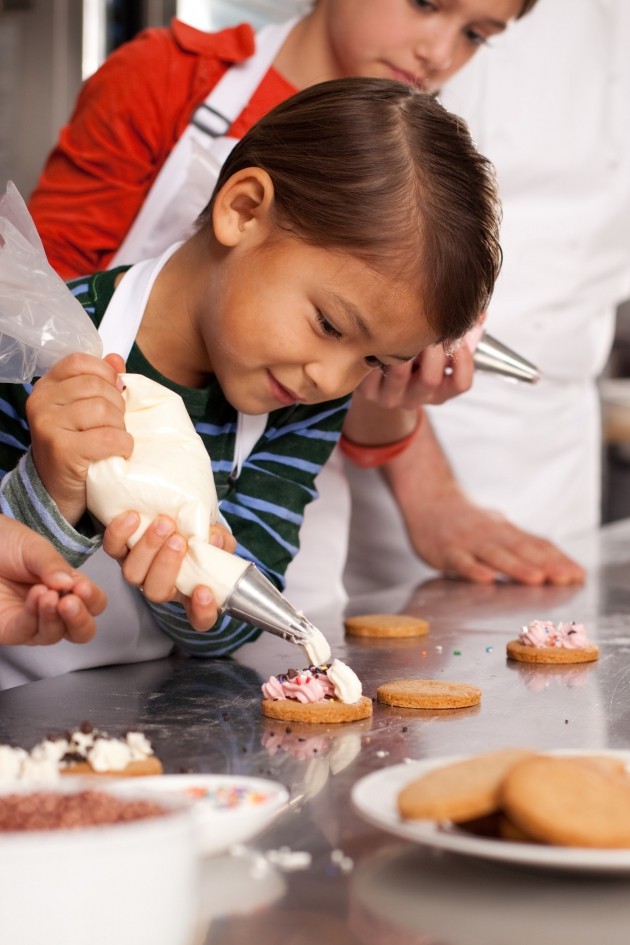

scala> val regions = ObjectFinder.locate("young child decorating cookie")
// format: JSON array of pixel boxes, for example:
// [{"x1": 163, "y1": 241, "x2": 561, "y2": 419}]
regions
[{"x1": 0, "y1": 78, "x2": 501, "y2": 681}]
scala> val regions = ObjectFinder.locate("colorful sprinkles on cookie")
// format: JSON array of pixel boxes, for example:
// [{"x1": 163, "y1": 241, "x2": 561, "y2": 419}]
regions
[
  {"x1": 262, "y1": 665, "x2": 336, "y2": 704},
  {"x1": 507, "y1": 619, "x2": 599, "y2": 665}
]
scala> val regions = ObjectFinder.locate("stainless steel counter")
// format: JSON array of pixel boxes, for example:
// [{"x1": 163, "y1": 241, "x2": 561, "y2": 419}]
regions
[{"x1": 3, "y1": 520, "x2": 630, "y2": 943}]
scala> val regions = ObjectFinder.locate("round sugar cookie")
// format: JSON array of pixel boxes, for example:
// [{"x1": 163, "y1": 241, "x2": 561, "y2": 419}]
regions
[
  {"x1": 498, "y1": 815, "x2": 537, "y2": 843},
  {"x1": 398, "y1": 748, "x2": 534, "y2": 822},
  {"x1": 261, "y1": 696, "x2": 373, "y2": 724},
  {"x1": 344, "y1": 613, "x2": 429, "y2": 639},
  {"x1": 506, "y1": 639, "x2": 599, "y2": 664},
  {"x1": 501, "y1": 755, "x2": 630, "y2": 847},
  {"x1": 60, "y1": 756, "x2": 164, "y2": 777},
  {"x1": 377, "y1": 679, "x2": 481, "y2": 709}
]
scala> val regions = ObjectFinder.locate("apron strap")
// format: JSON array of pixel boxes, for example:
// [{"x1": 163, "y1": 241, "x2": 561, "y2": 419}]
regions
[
  {"x1": 189, "y1": 18, "x2": 299, "y2": 138},
  {"x1": 100, "y1": 247, "x2": 268, "y2": 480},
  {"x1": 233, "y1": 412, "x2": 268, "y2": 481},
  {"x1": 98, "y1": 243, "x2": 181, "y2": 359}
]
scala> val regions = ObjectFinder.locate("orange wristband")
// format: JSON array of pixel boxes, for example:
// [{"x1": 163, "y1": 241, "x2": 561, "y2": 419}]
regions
[{"x1": 339, "y1": 410, "x2": 422, "y2": 469}]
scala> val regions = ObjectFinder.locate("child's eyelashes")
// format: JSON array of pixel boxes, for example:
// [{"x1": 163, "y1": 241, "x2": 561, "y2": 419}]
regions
[
  {"x1": 466, "y1": 30, "x2": 491, "y2": 47},
  {"x1": 315, "y1": 310, "x2": 342, "y2": 340},
  {"x1": 411, "y1": 0, "x2": 491, "y2": 48},
  {"x1": 315, "y1": 310, "x2": 389, "y2": 375},
  {"x1": 365, "y1": 356, "x2": 390, "y2": 376}
]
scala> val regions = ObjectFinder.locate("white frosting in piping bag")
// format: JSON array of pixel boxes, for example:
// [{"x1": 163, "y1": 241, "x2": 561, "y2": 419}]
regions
[{"x1": 86, "y1": 374, "x2": 249, "y2": 606}]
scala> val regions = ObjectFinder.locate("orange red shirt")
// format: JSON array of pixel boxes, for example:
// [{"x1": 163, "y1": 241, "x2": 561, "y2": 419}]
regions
[{"x1": 28, "y1": 19, "x2": 296, "y2": 279}]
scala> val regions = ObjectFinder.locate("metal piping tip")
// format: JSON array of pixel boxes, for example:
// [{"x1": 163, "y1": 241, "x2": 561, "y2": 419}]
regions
[
  {"x1": 473, "y1": 332, "x2": 541, "y2": 384},
  {"x1": 221, "y1": 563, "x2": 331, "y2": 663}
]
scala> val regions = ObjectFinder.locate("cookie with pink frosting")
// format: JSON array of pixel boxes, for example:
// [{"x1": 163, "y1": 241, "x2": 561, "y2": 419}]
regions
[
  {"x1": 260, "y1": 660, "x2": 372, "y2": 724},
  {"x1": 507, "y1": 620, "x2": 599, "y2": 664}
]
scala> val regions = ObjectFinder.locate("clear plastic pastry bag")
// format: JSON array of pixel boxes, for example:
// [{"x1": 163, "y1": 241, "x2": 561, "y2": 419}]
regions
[{"x1": 0, "y1": 181, "x2": 102, "y2": 382}]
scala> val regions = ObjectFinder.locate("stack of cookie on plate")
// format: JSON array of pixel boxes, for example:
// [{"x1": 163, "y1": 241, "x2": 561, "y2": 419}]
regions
[{"x1": 398, "y1": 748, "x2": 630, "y2": 848}]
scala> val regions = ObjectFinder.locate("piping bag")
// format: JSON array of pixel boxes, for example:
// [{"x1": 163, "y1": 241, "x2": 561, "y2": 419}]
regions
[
  {"x1": 0, "y1": 182, "x2": 330, "y2": 665},
  {"x1": 86, "y1": 373, "x2": 331, "y2": 665}
]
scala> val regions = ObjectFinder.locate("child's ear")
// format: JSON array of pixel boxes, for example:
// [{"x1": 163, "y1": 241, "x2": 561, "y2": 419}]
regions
[{"x1": 212, "y1": 168, "x2": 274, "y2": 248}]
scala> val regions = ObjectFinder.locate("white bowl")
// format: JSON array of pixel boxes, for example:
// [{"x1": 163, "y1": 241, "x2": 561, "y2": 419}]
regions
[
  {"x1": 0, "y1": 780, "x2": 201, "y2": 945},
  {"x1": 115, "y1": 773, "x2": 289, "y2": 856}
]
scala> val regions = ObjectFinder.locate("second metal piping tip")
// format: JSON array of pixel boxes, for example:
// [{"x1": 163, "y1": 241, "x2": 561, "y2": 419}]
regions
[{"x1": 473, "y1": 332, "x2": 541, "y2": 384}]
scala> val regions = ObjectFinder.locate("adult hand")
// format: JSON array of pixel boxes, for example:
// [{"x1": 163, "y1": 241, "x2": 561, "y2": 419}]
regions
[
  {"x1": 0, "y1": 517, "x2": 107, "y2": 645},
  {"x1": 382, "y1": 415, "x2": 585, "y2": 587},
  {"x1": 404, "y1": 487, "x2": 585, "y2": 586}
]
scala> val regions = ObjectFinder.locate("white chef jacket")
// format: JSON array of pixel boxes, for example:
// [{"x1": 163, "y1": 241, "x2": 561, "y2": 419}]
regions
[{"x1": 344, "y1": 0, "x2": 630, "y2": 594}]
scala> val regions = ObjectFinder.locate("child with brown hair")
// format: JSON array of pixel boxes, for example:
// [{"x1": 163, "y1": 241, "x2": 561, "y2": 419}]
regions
[{"x1": 0, "y1": 78, "x2": 500, "y2": 678}]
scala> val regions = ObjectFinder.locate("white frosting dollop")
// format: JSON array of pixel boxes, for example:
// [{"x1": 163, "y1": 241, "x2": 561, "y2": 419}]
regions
[
  {"x1": 326, "y1": 659, "x2": 363, "y2": 705},
  {"x1": 86, "y1": 374, "x2": 249, "y2": 607},
  {"x1": 0, "y1": 745, "x2": 28, "y2": 780},
  {"x1": 30, "y1": 738, "x2": 69, "y2": 764},
  {"x1": 88, "y1": 737, "x2": 134, "y2": 773},
  {"x1": 301, "y1": 625, "x2": 331, "y2": 666},
  {"x1": 19, "y1": 756, "x2": 59, "y2": 782},
  {"x1": 125, "y1": 730, "x2": 153, "y2": 759}
]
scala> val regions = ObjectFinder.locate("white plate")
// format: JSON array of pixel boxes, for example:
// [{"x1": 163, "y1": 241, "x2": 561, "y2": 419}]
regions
[
  {"x1": 351, "y1": 751, "x2": 630, "y2": 874},
  {"x1": 115, "y1": 774, "x2": 288, "y2": 856}
]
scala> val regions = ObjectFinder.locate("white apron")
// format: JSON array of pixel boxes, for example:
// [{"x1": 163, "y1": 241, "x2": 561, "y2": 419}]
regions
[{"x1": 111, "y1": 15, "x2": 349, "y2": 613}]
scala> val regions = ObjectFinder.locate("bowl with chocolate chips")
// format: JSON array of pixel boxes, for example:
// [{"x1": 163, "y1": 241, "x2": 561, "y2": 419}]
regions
[{"x1": 0, "y1": 780, "x2": 200, "y2": 945}]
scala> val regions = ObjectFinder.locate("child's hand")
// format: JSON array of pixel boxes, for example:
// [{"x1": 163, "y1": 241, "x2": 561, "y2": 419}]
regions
[
  {"x1": 210, "y1": 522, "x2": 237, "y2": 554},
  {"x1": 26, "y1": 352, "x2": 132, "y2": 525},
  {"x1": 103, "y1": 512, "x2": 237, "y2": 631},
  {"x1": 357, "y1": 343, "x2": 474, "y2": 409},
  {"x1": 0, "y1": 517, "x2": 107, "y2": 646}
]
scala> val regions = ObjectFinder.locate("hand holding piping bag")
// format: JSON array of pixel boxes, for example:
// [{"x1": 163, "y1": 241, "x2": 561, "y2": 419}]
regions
[{"x1": 86, "y1": 367, "x2": 331, "y2": 659}]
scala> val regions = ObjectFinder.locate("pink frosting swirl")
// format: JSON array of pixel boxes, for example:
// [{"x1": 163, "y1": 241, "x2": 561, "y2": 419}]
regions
[
  {"x1": 261, "y1": 669, "x2": 336, "y2": 704},
  {"x1": 518, "y1": 620, "x2": 591, "y2": 650},
  {"x1": 261, "y1": 676, "x2": 287, "y2": 701}
]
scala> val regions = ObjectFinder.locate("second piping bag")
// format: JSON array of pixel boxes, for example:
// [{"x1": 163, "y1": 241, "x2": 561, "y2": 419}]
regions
[{"x1": 86, "y1": 373, "x2": 331, "y2": 667}]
